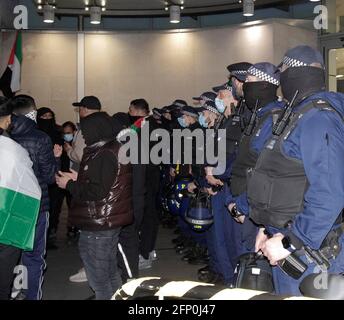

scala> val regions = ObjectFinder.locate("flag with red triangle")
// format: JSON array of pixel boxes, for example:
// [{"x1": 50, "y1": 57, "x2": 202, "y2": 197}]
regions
[{"x1": 0, "y1": 32, "x2": 22, "y2": 98}]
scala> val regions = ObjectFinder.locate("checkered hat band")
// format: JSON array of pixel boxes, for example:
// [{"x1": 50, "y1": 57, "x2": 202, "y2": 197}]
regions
[
  {"x1": 201, "y1": 96, "x2": 213, "y2": 102},
  {"x1": 232, "y1": 70, "x2": 247, "y2": 75},
  {"x1": 248, "y1": 66, "x2": 280, "y2": 86},
  {"x1": 283, "y1": 56, "x2": 309, "y2": 68},
  {"x1": 204, "y1": 105, "x2": 220, "y2": 115},
  {"x1": 174, "y1": 102, "x2": 185, "y2": 108}
]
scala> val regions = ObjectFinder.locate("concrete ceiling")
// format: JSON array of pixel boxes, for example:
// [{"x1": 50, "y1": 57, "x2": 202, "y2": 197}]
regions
[{"x1": 32, "y1": 0, "x2": 308, "y2": 16}]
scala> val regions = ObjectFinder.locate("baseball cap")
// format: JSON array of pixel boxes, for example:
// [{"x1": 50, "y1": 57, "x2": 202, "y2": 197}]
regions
[{"x1": 72, "y1": 96, "x2": 102, "y2": 110}]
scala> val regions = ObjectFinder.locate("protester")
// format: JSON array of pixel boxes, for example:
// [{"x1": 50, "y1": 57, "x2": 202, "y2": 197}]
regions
[{"x1": 56, "y1": 110, "x2": 133, "y2": 300}]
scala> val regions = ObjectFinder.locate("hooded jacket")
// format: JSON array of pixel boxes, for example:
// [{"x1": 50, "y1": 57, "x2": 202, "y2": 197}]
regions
[
  {"x1": 67, "y1": 112, "x2": 133, "y2": 230},
  {"x1": 10, "y1": 115, "x2": 57, "y2": 213}
]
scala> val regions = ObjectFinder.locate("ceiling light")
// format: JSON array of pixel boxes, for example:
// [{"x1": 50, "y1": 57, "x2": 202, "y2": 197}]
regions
[
  {"x1": 43, "y1": 4, "x2": 55, "y2": 23},
  {"x1": 90, "y1": 6, "x2": 101, "y2": 24},
  {"x1": 336, "y1": 75, "x2": 344, "y2": 78},
  {"x1": 243, "y1": 0, "x2": 254, "y2": 17},
  {"x1": 309, "y1": 0, "x2": 321, "y2": 2},
  {"x1": 102, "y1": 7, "x2": 106, "y2": 12},
  {"x1": 170, "y1": 5, "x2": 181, "y2": 24},
  {"x1": 38, "y1": 5, "x2": 42, "y2": 10},
  {"x1": 85, "y1": 6, "x2": 89, "y2": 11}
]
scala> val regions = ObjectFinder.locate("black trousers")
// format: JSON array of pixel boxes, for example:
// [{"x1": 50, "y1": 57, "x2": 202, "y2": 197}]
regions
[
  {"x1": 118, "y1": 223, "x2": 139, "y2": 283},
  {"x1": 139, "y1": 165, "x2": 161, "y2": 259},
  {"x1": 48, "y1": 185, "x2": 72, "y2": 234},
  {"x1": 0, "y1": 244, "x2": 21, "y2": 300}
]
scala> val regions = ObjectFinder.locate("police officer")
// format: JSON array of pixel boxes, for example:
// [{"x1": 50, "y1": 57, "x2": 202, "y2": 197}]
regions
[
  {"x1": 226, "y1": 63, "x2": 284, "y2": 267},
  {"x1": 192, "y1": 92, "x2": 217, "y2": 107},
  {"x1": 198, "y1": 63, "x2": 253, "y2": 285},
  {"x1": 247, "y1": 46, "x2": 344, "y2": 295}
]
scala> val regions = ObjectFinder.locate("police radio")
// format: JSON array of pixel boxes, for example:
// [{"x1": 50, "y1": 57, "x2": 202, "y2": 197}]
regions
[
  {"x1": 272, "y1": 90, "x2": 299, "y2": 136},
  {"x1": 213, "y1": 106, "x2": 228, "y2": 131},
  {"x1": 244, "y1": 99, "x2": 259, "y2": 136}
]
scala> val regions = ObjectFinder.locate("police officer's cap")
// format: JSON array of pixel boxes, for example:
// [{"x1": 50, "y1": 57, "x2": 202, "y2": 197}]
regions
[
  {"x1": 278, "y1": 45, "x2": 325, "y2": 69},
  {"x1": 0, "y1": 97, "x2": 11, "y2": 117},
  {"x1": 192, "y1": 92, "x2": 217, "y2": 102},
  {"x1": 212, "y1": 81, "x2": 233, "y2": 93},
  {"x1": 202, "y1": 101, "x2": 221, "y2": 116},
  {"x1": 180, "y1": 106, "x2": 199, "y2": 118},
  {"x1": 247, "y1": 62, "x2": 280, "y2": 86},
  {"x1": 227, "y1": 62, "x2": 253, "y2": 82}
]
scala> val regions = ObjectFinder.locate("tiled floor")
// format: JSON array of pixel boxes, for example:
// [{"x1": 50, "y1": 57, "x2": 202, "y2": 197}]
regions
[{"x1": 42, "y1": 208, "x2": 200, "y2": 300}]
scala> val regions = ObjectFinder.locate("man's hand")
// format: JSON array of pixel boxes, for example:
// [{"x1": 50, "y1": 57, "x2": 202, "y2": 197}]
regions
[
  {"x1": 187, "y1": 182, "x2": 197, "y2": 193},
  {"x1": 261, "y1": 233, "x2": 291, "y2": 265},
  {"x1": 255, "y1": 228, "x2": 268, "y2": 253},
  {"x1": 205, "y1": 187, "x2": 217, "y2": 196},
  {"x1": 64, "y1": 142, "x2": 72, "y2": 153},
  {"x1": 55, "y1": 171, "x2": 72, "y2": 189},
  {"x1": 62, "y1": 169, "x2": 78, "y2": 182},
  {"x1": 170, "y1": 167, "x2": 176, "y2": 178},
  {"x1": 206, "y1": 175, "x2": 224, "y2": 187},
  {"x1": 235, "y1": 215, "x2": 245, "y2": 224},
  {"x1": 53, "y1": 144, "x2": 63, "y2": 158},
  {"x1": 227, "y1": 203, "x2": 245, "y2": 224}
]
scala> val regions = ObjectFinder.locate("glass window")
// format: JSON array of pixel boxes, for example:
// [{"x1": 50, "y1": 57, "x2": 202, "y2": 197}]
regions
[
  {"x1": 322, "y1": 0, "x2": 344, "y2": 34},
  {"x1": 328, "y1": 48, "x2": 344, "y2": 93}
]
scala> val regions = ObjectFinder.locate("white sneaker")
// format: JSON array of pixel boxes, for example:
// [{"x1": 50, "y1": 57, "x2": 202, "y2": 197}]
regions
[
  {"x1": 139, "y1": 255, "x2": 152, "y2": 270},
  {"x1": 150, "y1": 250, "x2": 158, "y2": 261},
  {"x1": 69, "y1": 268, "x2": 88, "y2": 283}
]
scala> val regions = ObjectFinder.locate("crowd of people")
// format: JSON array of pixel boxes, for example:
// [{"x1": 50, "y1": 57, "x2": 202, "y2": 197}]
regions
[{"x1": 0, "y1": 44, "x2": 343, "y2": 300}]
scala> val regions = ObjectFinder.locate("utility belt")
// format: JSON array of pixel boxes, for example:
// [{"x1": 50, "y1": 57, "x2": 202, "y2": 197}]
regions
[{"x1": 278, "y1": 222, "x2": 344, "y2": 280}]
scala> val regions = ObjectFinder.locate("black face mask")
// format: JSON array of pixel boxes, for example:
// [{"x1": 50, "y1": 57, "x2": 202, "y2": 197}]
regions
[
  {"x1": 128, "y1": 114, "x2": 143, "y2": 125},
  {"x1": 37, "y1": 118, "x2": 56, "y2": 134},
  {"x1": 243, "y1": 81, "x2": 278, "y2": 110},
  {"x1": 280, "y1": 66, "x2": 326, "y2": 104}
]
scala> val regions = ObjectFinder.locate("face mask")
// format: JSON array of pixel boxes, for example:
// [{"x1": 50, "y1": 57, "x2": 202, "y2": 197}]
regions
[
  {"x1": 215, "y1": 98, "x2": 226, "y2": 114},
  {"x1": 198, "y1": 114, "x2": 208, "y2": 128},
  {"x1": 37, "y1": 118, "x2": 55, "y2": 134},
  {"x1": 232, "y1": 82, "x2": 241, "y2": 100},
  {"x1": 177, "y1": 117, "x2": 188, "y2": 128},
  {"x1": 25, "y1": 110, "x2": 37, "y2": 123},
  {"x1": 64, "y1": 133, "x2": 74, "y2": 142},
  {"x1": 128, "y1": 114, "x2": 142, "y2": 125},
  {"x1": 280, "y1": 66, "x2": 326, "y2": 104},
  {"x1": 243, "y1": 81, "x2": 278, "y2": 110}
]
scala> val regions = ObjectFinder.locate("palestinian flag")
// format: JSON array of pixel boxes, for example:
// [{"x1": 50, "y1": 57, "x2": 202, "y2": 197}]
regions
[
  {"x1": 0, "y1": 32, "x2": 22, "y2": 98},
  {"x1": 0, "y1": 135, "x2": 41, "y2": 251}
]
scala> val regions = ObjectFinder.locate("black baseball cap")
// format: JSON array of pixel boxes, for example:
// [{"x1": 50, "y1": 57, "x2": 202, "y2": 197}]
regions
[{"x1": 72, "y1": 96, "x2": 102, "y2": 110}]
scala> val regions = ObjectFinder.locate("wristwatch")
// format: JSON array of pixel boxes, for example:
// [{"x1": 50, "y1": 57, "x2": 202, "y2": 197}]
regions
[{"x1": 230, "y1": 205, "x2": 244, "y2": 219}]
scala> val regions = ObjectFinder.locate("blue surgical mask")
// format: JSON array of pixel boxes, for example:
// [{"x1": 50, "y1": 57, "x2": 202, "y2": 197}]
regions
[
  {"x1": 198, "y1": 114, "x2": 208, "y2": 128},
  {"x1": 64, "y1": 133, "x2": 74, "y2": 142},
  {"x1": 215, "y1": 98, "x2": 226, "y2": 114},
  {"x1": 177, "y1": 117, "x2": 188, "y2": 128}
]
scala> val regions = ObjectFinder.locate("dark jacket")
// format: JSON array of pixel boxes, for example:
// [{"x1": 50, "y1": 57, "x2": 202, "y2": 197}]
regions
[
  {"x1": 113, "y1": 112, "x2": 146, "y2": 228},
  {"x1": 67, "y1": 112, "x2": 133, "y2": 231},
  {"x1": 10, "y1": 115, "x2": 57, "y2": 213}
]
